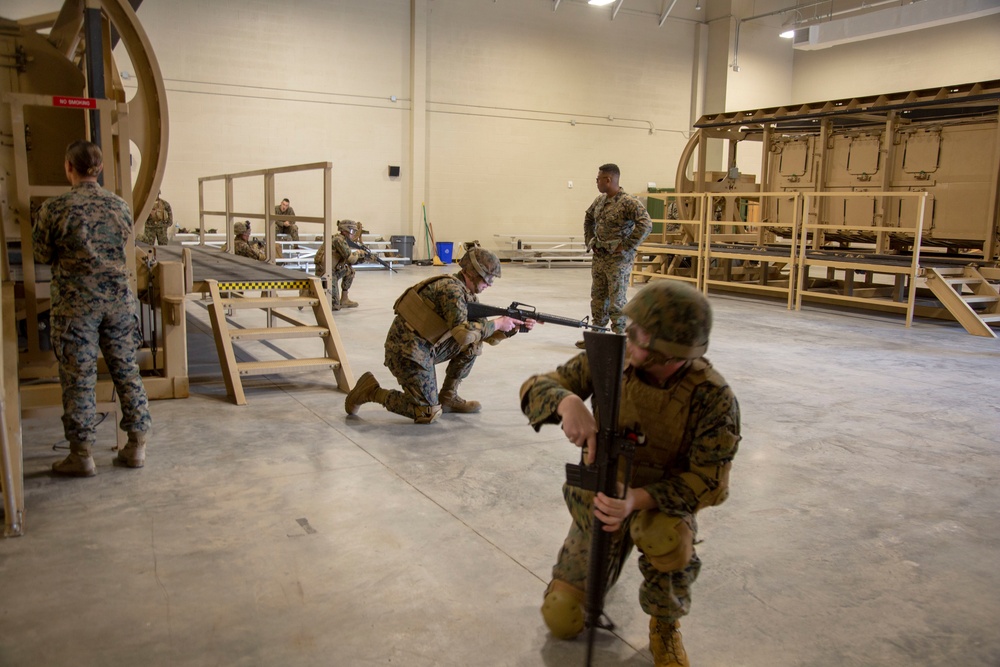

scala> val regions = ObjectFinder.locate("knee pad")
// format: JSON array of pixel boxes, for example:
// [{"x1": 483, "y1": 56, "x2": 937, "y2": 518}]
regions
[
  {"x1": 541, "y1": 579, "x2": 585, "y2": 640},
  {"x1": 413, "y1": 404, "x2": 442, "y2": 424},
  {"x1": 630, "y1": 510, "x2": 694, "y2": 573}
]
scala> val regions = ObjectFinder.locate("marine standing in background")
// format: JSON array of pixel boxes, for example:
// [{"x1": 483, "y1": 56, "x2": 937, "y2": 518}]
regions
[
  {"x1": 345, "y1": 247, "x2": 536, "y2": 424},
  {"x1": 580, "y1": 162, "x2": 652, "y2": 348},
  {"x1": 315, "y1": 219, "x2": 364, "y2": 310},
  {"x1": 274, "y1": 197, "x2": 299, "y2": 240},
  {"x1": 520, "y1": 281, "x2": 741, "y2": 667},
  {"x1": 232, "y1": 220, "x2": 266, "y2": 261},
  {"x1": 139, "y1": 191, "x2": 172, "y2": 245},
  {"x1": 33, "y1": 140, "x2": 152, "y2": 477}
]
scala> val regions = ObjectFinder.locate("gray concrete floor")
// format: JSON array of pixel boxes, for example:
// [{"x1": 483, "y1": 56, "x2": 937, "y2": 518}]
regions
[{"x1": 2, "y1": 264, "x2": 999, "y2": 667}]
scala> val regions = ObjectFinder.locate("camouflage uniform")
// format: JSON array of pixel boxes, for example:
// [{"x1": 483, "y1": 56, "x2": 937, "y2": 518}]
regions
[
  {"x1": 274, "y1": 203, "x2": 299, "y2": 240},
  {"x1": 314, "y1": 233, "x2": 359, "y2": 302},
  {"x1": 584, "y1": 190, "x2": 652, "y2": 332},
  {"x1": 34, "y1": 182, "x2": 152, "y2": 451},
  {"x1": 380, "y1": 272, "x2": 513, "y2": 420},
  {"x1": 140, "y1": 196, "x2": 172, "y2": 245},
  {"x1": 234, "y1": 236, "x2": 266, "y2": 261},
  {"x1": 521, "y1": 352, "x2": 740, "y2": 629}
]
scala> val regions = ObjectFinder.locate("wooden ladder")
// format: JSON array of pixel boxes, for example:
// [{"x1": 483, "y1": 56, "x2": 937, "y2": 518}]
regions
[
  {"x1": 206, "y1": 277, "x2": 354, "y2": 405},
  {"x1": 924, "y1": 266, "x2": 1000, "y2": 338}
]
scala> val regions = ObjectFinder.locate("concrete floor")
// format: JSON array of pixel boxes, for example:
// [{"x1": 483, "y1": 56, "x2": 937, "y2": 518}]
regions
[{"x1": 2, "y1": 263, "x2": 999, "y2": 667}]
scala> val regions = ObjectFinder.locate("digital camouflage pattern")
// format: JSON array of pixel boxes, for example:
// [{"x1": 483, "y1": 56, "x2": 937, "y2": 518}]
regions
[
  {"x1": 139, "y1": 196, "x2": 172, "y2": 245},
  {"x1": 381, "y1": 272, "x2": 510, "y2": 419},
  {"x1": 622, "y1": 280, "x2": 711, "y2": 360},
  {"x1": 34, "y1": 182, "x2": 151, "y2": 446},
  {"x1": 273, "y1": 203, "x2": 299, "y2": 240},
  {"x1": 314, "y1": 233, "x2": 360, "y2": 283},
  {"x1": 521, "y1": 351, "x2": 739, "y2": 622},
  {"x1": 234, "y1": 236, "x2": 266, "y2": 261},
  {"x1": 584, "y1": 190, "x2": 652, "y2": 332}
]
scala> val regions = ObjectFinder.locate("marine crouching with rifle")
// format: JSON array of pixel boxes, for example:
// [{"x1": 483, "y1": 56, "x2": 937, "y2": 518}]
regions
[
  {"x1": 314, "y1": 219, "x2": 367, "y2": 309},
  {"x1": 519, "y1": 281, "x2": 741, "y2": 667}
]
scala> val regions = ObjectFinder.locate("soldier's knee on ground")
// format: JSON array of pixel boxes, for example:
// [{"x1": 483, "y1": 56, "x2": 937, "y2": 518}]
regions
[
  {"x1": 413, "y1": 404, "x2": 442, "y2": 424},
  {"x1": 630, "y1": 510, "x2": 694, "y2": 572},
  {"x1": 541, "y1": 579, "x2": 586, "y2": 640}
]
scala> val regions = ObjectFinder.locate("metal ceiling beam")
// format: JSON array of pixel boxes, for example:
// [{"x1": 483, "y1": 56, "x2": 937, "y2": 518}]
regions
[
  {"x1": 553, "y1": 0, "x2": 561, "y2": 11},
  {"x1": 659, "y1": 0, "x2": 680, "y2": 27},
  {"x1": 612, "y1": 0, "x2": 625, "y2": 21}
]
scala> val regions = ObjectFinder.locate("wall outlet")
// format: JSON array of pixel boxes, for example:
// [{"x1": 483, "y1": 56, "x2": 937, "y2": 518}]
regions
[{"x1": 568, "y1": 180, "x2": 573, "y2": 188}]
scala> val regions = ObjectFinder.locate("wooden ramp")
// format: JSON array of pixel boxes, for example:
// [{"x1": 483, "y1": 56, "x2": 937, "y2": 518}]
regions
[
  {"x1": 155, "y1": 245, "x2": 355, "y2": 405},
  {"x1": 925, "y1": 266, "x2": 1000, "y2": 338}
]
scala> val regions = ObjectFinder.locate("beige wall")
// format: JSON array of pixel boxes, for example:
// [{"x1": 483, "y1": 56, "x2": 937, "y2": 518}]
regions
[
  {"x1": 4, "y1": 1, "x2": 999, "y2": 256},
  {"x1": 791, "y1": 12, "x2": 1000, "y2": 103}
]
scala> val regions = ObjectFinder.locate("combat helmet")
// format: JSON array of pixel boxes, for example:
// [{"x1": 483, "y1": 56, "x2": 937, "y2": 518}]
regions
[
  {"x1": 234, "y1": 220, "x2": 250, "y2": 234},
  {"x1": 337, "y1": 219, "x2": 359, "y2": 232},
  {"x1": 458, "y1": 247, "x2": 502, "y2": 285},
  {"x1": 622, "y1": 281, "x2": 711, "y2": 359}
]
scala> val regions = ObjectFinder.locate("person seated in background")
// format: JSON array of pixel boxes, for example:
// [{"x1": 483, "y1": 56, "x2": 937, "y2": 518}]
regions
[
  {"x1": 274, "y1": 198, "x2": 299, "y2": 240},
  {"x1": 315, "y1": 219, "x2": 365, "y2": 310}
]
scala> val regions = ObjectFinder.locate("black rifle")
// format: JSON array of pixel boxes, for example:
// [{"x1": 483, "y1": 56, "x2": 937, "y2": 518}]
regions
[
  {"x1": 466, "y1": 301, "x2": 608, "y2": 332},
  {"x1": 346, "y1": 238, "x2": 397, "y2": 273},
  {"x1": 565, "y1": 330, "x2": 642, "y2": 666}
]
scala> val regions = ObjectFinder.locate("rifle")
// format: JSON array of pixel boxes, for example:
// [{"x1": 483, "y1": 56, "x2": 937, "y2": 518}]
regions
[
  {"x1": 565, "y1": 330, "x2": 642, "y2": 666},
  {"x1": 466, "y1": 301, "x2": 608, "y2": 332},
  {"x1": 346, "y1": 238, "x2": 397, "y2": 273}
]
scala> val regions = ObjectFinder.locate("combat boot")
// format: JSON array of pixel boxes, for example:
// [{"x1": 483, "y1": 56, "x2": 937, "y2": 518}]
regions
[
  {"x1": 116, "y1": 432, "x2": 147, "y2": 468},
  {"x1": 345, "y1": 372, "x2": 386, "y2": 415},
  {"x1": 340, "y1": 291, "x2": 359, "y2": 308},
  {"x1": 649, "y1": 618, "x2": 690, "y2": 667},
  {"x1": 439, "y1": 378, "x2": 481, "y2": 413},
  {"x1": 52, "y1": 442, "x2": 96, "y2": 477}
]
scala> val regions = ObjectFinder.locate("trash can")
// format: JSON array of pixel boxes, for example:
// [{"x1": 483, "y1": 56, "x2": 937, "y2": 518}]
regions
[
  {"x1": 436, "y1": 241, "x2": 454, "y2": 263},
  {"x1": 390, "y1": 235, "x2": 415, "y2": 259}
]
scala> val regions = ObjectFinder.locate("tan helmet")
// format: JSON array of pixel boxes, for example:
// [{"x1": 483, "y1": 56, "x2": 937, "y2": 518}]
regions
[
  {"x1": 234, "y1": 221, "x2": 249, "y2": 235},
  {"x1": 337, "y1": 219, "x2": 359, "y2": 232},
  {"x1": 459, "y1": 247, "x2": 502, "y2": 285},
  {"x1": 622, "y1": 281, "x2": 711, "y2": 359}
]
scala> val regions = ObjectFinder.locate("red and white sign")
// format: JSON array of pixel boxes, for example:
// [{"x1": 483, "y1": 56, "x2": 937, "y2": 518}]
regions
[{"x1": 52, "y1": 96, "x2": 97, "y2": 109}]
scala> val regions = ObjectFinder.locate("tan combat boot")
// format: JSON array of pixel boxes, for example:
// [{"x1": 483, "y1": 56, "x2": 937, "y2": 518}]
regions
[
  {"x1": 345, "y1": 372, "x2": 385, "y2": 415},
  {"x1": 116, "y1": 432, "x2": 147, "y2": 468},
  {"x1": 439, "y1": 378, "x2": 481, "y2": 413},
  {"x1": 649, "y1": 618, "x2": 690, "y2": 667},
  {"x1": 340, "y1": 291, "x2": 359, "y2": 308},
  {"x1": 52, "y1": 442, "x2": 96, "y2": 477}
]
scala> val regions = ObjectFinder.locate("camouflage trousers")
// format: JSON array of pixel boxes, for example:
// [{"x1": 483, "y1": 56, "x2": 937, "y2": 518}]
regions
[
  {"x1": 275, "y1": 223, "x2": 299, "y2": 241},
  {"x1": 552, "y1": 483, "x2": 700, "y2": 624},
  {"x1": 382, "y1": 340, "x2": 477, "y2": 419},
  {"x1": 140, "y1": 224, "x2": 168, "y2": 245},
  {"x1": 331, "y1": 263, "x2": 355, "y2": 300},
  {"x1": 51, "y1": 305, "x2": 152, "y2": 446},
  {"x1": 590, "y1": 250, "x2": 635, "y2": 333}
]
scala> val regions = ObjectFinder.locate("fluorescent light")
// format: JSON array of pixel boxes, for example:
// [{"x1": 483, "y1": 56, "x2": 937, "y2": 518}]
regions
[
  {"x1": 779, "y1": 29, "x2": 796, "y2": 38},
  {"x1": 588, "y1": 0, "x2": 615, "y2": 5}
]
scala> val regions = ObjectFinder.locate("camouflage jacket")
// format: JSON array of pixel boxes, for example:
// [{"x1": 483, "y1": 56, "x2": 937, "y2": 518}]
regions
[
  {"x1": 34, "y1": 182, "x2": 135, "y2": 316},
  {"x1": 521, "y1": 353, "x2": 740, "y2": 515},
  {"x1": 235, "y1": 237, "x2": 266, "y2": 261},
  {"x1": 315, "y1": 234, "x2": 360, "y2": 274},
  {"x1": 385, "y1": 272, "x2": 507, "y2": 369},
  {"x1": 144, "y1": 197, "x2": 173, "y2": 229},
  {"x1": 584, "y1": 189, "x2": 652, "y2": 254}
]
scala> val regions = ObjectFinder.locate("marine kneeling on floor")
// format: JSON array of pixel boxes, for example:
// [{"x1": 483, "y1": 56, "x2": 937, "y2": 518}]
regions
[
  {"x1": 345, "y1": 247, "x2": 537, "y2": 424},
  {"x1": 520, "y1": 281, "x2": 741, "y2": 666},
  {"x1": 315, "y1": 219, "x2": 364, "y2": 310}
]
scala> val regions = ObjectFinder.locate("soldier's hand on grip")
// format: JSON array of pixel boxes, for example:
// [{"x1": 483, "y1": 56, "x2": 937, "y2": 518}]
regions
[{"x1": 556, "y1": 394, "x2": 597, "y2": 465}]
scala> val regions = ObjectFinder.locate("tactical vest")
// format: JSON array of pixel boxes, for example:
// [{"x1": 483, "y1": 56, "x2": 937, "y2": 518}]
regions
[
  {"x1": 393, "y1": 275, "x2": 457, "y2": 344},
  {"x1": 149, "y1": 200, "x2": 167, "y2": 224},
  {"x1": 618, "y1": 358, "x2": 723, "y2": 489}
]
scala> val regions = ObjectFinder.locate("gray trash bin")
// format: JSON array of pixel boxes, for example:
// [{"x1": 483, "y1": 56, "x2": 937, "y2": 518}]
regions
[{"x1": 390, "y1": 235, "x2": 415, "y2": 259}]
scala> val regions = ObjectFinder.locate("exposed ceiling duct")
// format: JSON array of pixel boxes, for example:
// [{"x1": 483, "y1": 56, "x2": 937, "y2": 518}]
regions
[{"x1": 791, "y1": 0, "x2": 1000, "y2": 50}]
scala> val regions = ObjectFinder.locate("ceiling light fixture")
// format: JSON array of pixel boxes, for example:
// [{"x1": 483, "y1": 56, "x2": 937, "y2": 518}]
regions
[
  {"x1": 779, "y1": 29, "x2": 795, "y2": 38},
  {"x1": 695, "y1": 1, "x2": 701, "y2": 9},
  {"x1": 588, "y1": 0, "x2": 615, "y2": 6}
]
